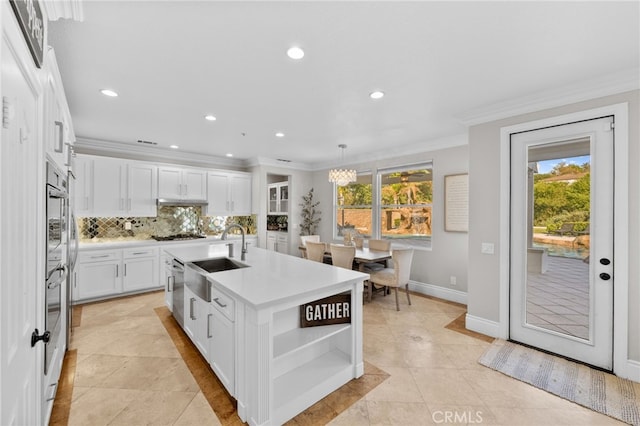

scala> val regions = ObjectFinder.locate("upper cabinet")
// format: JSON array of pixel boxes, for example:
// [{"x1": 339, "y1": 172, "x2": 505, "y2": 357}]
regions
[
  {"x1": 158, "y1": 167, "x2": 207, "y2": 200},
  {"x1": 43, "y1": 48, "x2": 75, "y2": 172},
  {"x1": 75, "y1": 155, "x2": 157, "y2": 217},
  {"x1": 206, "y1": 171, "x2": 252, "y2": 216},
  {"x1": 268, "y1": 182, "x2": 289, "y2": 215}
]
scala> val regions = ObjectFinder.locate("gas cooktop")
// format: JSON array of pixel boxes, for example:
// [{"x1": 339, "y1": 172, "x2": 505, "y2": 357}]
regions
[{"x1": 151, "y1": 234, "x2": 206, "y2": 241}]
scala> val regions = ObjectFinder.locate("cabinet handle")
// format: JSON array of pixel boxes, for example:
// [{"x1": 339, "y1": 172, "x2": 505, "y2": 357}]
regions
[
  {"x1": 183, "y1": 184, "x2": 188, "y2": 195},
  {"x1": 90, "y1": 254, "x2": 110, "y2": 259},
  {"x1": 124, "y1": 264, "x2": 127, "y2": 276},
  {"x1": 116, "y1": 264, "x2": 119, "y2": 277},
  {"x1": 213, "y1": 297, "x2": 227, "y2": 308},
  {"x1": 166, "y1": 276, "x2": 172, "y2": 292},
  {"x1": 46, "y1": 382, "x2": 58, "y2": 401},
  {"x1": 131, "y1": 251, "x2": 147, "y2": 255},
  {"x1": 226, "y1": 201, "x2": 229, "y2": 211},
  {"x1": 54, "y1": 121, "x2": 63, "y2": 153},
  {"x1": 231, "y1": 200, "x2": 234, "y2": 211},
  {"x1": 207, "y1": 313, "x2": 212, "y2": 338},
  {"x1": 190, "y1": 298, "x2": 196, "y2": 320},
  {"x1": 74, "y1": 272, "x2": 77, "y2": 288}
]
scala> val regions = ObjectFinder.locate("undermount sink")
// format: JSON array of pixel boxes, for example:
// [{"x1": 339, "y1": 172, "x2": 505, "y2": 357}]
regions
[{"x1": 190, "y1": 257, "x2": 249, "y2": 273}]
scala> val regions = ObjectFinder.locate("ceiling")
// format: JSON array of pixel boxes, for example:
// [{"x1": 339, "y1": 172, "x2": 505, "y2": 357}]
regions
[{"x1": 48, "y1": 1, "x2": 639, "y2": 169}]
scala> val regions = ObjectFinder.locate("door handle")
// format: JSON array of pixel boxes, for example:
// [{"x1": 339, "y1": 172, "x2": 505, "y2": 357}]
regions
[
  {"x1": 599, "y1": 272, "x2": 611, "y2": 281},
  {"x1": 31, "y1": 329, "x2": 51, "y2": 347},
  {"x1": 190, "y1": 298, "x2": 196, "y2": 320},
  {"x1": 207, "y1": 313, "x2": 212, "y2": 338}
]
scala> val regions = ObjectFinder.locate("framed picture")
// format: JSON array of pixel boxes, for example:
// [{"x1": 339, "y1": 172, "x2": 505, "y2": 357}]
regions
[{"x1": 445, "y1": 174, "x2": 469, "y2": 232}]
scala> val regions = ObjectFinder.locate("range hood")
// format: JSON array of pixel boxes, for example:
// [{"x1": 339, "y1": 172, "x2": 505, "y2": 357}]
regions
[{"x1": 157, "y1": 199, "x2": 208, "y2": 207}]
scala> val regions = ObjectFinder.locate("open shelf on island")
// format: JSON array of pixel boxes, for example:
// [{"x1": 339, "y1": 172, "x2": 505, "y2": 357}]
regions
[
  {"x1": 273, "y1": 323, "x2": 351, "y2": 359},
  {"x1": 273, "y1": 349, "x2": 352, "y2": 423}
]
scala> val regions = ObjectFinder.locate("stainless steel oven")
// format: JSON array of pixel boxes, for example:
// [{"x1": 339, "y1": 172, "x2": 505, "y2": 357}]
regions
[{"x1": 45, "y1": 161, "x2": 68, "y2": 375}]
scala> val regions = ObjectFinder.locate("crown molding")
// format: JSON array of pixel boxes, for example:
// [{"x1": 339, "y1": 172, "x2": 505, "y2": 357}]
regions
[
  {"x1": 457, "y1": 68, "x2": 640, "y2": 127},
  {"x1": 43, "y1": 0, "x2": 84, "y2": 22},
  {"x1": 75, "y1": 137, "x2": 249, "y2": 170}
]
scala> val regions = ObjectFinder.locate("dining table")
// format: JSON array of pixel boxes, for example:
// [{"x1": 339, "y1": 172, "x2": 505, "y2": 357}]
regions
[{"x1": 299, "y1": 244, "x2": 392, "y2": 272}]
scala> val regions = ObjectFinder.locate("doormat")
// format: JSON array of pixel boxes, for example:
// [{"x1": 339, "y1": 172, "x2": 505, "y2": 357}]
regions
[
  {"x1": 479, "y1": 339, "x2": 640, "y2": 425},
  {"x1": 155, "y1": 306, "x2": 389, "y2": 425}
]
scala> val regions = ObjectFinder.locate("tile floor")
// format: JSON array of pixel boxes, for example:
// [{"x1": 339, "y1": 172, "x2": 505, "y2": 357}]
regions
[
  {"x1": 55, "y1": 289, "x2": 623, "y2": 425},
  {"x1": 526, "y1": 255, "x2": 590, "y2": 339}
]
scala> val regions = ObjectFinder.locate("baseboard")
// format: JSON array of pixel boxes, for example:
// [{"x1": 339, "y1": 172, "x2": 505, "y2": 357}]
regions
[
  {"x1": 626, "y1": 359, "x2": 640, "y2": 383},
  {"x1": 408, "y1": 280, "x2": 467, "y2": 305},
  {"x1": 465, "y1": 313, "x2": 501, "y2": 338}
]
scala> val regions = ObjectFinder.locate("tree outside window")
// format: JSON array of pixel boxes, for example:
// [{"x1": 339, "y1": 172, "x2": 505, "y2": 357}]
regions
[{"x1": 336, "y1": 174, "x2": 372, "y2": 237}]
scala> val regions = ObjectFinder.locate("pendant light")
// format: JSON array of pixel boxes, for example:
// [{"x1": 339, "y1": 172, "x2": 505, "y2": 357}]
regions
[{"x1": 328, "y1": 144, "x2": 357, "y2": 186}]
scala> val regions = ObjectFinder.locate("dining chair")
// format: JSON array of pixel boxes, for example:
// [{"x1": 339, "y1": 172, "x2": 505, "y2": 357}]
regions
[
  {"x1": 299, "y1": 235, "x2": 320, "y2": 258},
  {"x1": 329, "y1": 244, "x2": 356, "y2": 270},
  {"x1": 305, "y1": 241, "x2": 327, "y2": 263},
  {"x1": 368, "y1": 248, "x2": 414, "y2": 310},
  {"x1": 353, "y1": 237, "x2": 364, "y2": 249}
]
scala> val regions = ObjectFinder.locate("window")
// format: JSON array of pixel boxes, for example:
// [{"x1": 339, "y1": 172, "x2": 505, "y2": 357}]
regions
[
  {"x1": 379, "y1": 165, "x2": 432, "y2": 241},
  {"x1": 335, "y1": 173, "x2": 372, "y2": 237},
  {"x1": 333, "y1": 163, "x2": 433, "y2": 246}
]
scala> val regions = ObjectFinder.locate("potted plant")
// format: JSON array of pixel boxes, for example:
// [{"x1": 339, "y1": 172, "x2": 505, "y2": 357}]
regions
[{"x1": 299, "y1": 188, "x2": 321, "y2": 236}]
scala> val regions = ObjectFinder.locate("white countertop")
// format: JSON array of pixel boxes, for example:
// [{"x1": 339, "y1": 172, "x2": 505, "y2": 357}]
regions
[
  {"x1": 79, "y1": 235, "x2": 255, "y2": 250},
  {"x1": 164, "y1": 245, "x2": 369, "y2": 309}
]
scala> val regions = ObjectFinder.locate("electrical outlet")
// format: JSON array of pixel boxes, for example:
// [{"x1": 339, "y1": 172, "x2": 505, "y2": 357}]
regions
[
  {"x1": 124, "y1": 221, "x2": 132, "y2": 230},
  {"x1": 450, "y1": 276, "x2": 457, "y2": 286},
  {"x1": 481, "y1": 242, "x2": 495, "y2": 254}
]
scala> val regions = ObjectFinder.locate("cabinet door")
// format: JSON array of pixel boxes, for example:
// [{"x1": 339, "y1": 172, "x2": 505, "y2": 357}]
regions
[
  {"x1": 183, "y1": 170, "x2": 207, "y2": 199},
  {"x1": 267, "y1": 234, "x2": 277, "y2": 251},
  {"x1": 128, "y1": 163, "x2": 157, "y2": 216},
  {"x1": 123, "y1": 256, "x2": 158, "y2": 292},
  {"x1": 206, "y1": 172, "x2": 230, "y2": 215},
  {"x1": 92, "y1": 157, "x2": 126, "y2": 216},
  {"x1": 158, "y1": 167, "x2": 183, "y2": 199},
  {"x1": 210, "y1": 307, "x2": 235, "y2": 395},
  {"x1": 161, "y1": 254, "x2": 173, "y2": 311},
  {"x1": 183, "y1": 287, "x2": 197, "y2": 341},
  {"x1": 230, "y1": 174, "x2": 251, "y2": 215},
  {"x1": 75, "y1": 261, "x2": 121, "y2": 301},
  {"x1": 278, "y1": 183, "x2": 289, "y2": 214},
  {"x1": 268, "y1": 185, "x2": 278, "y2": 214},
  {"x1": 276, "y1": 235, "x2": 289, "y2": 254},
  {"x1": 196, "y1": 302, "x2": 212, "y2": 361},
  {"x1": 74, "y1": 156, "x2": 93, "y2": 216}
]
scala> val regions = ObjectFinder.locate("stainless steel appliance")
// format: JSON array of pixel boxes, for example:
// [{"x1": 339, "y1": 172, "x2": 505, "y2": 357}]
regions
[
  {"x1": 44, "y1": 161, "x2": 68, "y2": 374},
  {"x1": 186, "y1": 257, "x2": 248, "y2": 302},
  {"x1": 65, "y1": 168, "x2": 79, "y2": 348},
  {"x1": 171, "y1": 259, "x2": 185, "y2": 327}
]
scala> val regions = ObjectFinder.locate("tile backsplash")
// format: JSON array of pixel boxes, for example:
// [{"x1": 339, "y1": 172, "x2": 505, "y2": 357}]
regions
[{"x1": 78, "y1": 206, "x2": 256, "y2": 240}]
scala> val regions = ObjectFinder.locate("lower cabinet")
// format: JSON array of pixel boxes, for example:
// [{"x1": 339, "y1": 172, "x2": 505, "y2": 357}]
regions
[
  {"x1": 161, "y1": 253, "x2": 173, "y2": 311},
  {"x1": 267, "y1": 231, "x2": 289, "y2": 254},
  {"x1": 210, "y1": 286, "x2": 235, "y2": 395},
  {"x1": 183, "y1": 285, "x2": 212, "y2": 361},
  {"x1": 75, "y1": 247, "x2": 159, "y2": 303}
]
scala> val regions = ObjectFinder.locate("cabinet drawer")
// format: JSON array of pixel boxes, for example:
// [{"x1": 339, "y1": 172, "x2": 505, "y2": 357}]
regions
[
  {"x1": 123, "y1": 247, "x2": 158, "y2": 259},
  {"x1": 79, "y1": 250, "x2": 121, "y2": 263},
  {"x1": 211, "y1": 286, "x2": 235, "y2": 321}
]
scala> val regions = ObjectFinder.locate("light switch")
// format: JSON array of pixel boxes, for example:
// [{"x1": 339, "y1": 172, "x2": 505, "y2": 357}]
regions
[{"x1": 481, "y1": 243, "x2": 494, "y2": 254}]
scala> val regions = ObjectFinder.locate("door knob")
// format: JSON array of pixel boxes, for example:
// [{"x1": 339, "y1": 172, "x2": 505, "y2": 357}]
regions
[
  {"x1": 599, "y1": 258, "x2": 611, "y2": 265},
  {"x1": 599, "y1": 272, "x2": 611, "y2": 281},
  {"x1": 31, "y1": 329, "x2": 51, "y2": 347}
]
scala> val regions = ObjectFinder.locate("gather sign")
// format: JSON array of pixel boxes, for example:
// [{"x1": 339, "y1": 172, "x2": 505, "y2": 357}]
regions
[{"x1": 299, "y1": 293, "x2": 351, "y2": 328}]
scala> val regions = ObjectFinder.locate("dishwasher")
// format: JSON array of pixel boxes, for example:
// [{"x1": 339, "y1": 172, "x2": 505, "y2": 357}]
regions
[{"x1": 171, "y1": 259, "x2": 185, "y2": 327}]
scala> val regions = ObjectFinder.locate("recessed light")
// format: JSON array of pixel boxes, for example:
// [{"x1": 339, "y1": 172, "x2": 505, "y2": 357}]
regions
[
  {"x1": 100, "y1": 89, "x2": 118, "y2": 97},
  {"x1": 275, "y1": 132, "x2": 285, "y2": 138},
  {"x1": 204, "y1": 115, "x2": 217, "y2": 121},
  {"x1": 169, "y1": 145, "x2": 179, "y2": 149},
  {"x1": 287, "y1": 46, "x2": 304, "y2": 60},
  {"x1": 370, "y1": 91, "x2": 384, "y2": 100},
  {"x1": 226, "y1": 153, "x2": 233, "y2": 157}
]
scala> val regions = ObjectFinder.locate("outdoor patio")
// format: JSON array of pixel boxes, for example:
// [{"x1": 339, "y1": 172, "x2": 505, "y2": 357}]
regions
[{"x1": 526, "y1": 254, "x2": 590, "y2": 339}]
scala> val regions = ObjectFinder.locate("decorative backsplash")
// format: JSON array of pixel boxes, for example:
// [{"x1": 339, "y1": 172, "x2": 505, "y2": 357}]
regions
[
  {"x1": 78, "y1": 206, "x2": 256, "y2": 240},
  {"x1": 267, "y1": 215, "x2": 288, "y2": 231}
]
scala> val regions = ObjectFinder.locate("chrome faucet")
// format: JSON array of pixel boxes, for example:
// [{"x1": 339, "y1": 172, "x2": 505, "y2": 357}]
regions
[{"x1": 221, "y1": 223, "x2": 247, "y2": 261}]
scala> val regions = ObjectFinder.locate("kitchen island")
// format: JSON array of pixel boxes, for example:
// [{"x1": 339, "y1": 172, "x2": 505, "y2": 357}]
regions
[{"x1": 164, "y1": 245, "x2": 368, "y2": 425}]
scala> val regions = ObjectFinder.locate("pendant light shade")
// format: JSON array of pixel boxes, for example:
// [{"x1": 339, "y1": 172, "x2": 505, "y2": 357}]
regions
[{"x1": 328, "y1": 144, "x2": 357, "y2": 186}]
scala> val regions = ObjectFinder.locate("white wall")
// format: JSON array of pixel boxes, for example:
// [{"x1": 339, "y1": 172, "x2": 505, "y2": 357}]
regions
[
  {"x1": 467, "y1": 90, "x2": 640, "y2": 364},
  {"x1": 311, "y1": 141, "x2": 470, "y2": 296}
]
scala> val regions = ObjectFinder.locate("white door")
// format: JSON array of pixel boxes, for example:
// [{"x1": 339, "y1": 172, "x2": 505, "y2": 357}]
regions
[
  {"x1": 510, "y1": 117, "x2": 614, "y2": 370},
  {"x1": 207, "y1": 172, "x2": 230, "y2": 215},
  {"x1": 1, "y1": 13, "x2": 42, "y2": 424},
  {"x1": 183, "y1": 169, "x2": 206, "y2": 199},
  {"x1": 128, "y1": 163, "x2": 157, "y2": 216},
  {"x1": 92, "y1": 156, "x2": 125, "y2": 216},
  {"x1": 230, "y1": 174, "x2": 251, "y2": 215}
]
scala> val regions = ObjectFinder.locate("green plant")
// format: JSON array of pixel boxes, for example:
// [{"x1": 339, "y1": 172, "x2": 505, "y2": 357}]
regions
[{"x1": 299, "y1": 188, "x2": 321, "y2": 236}]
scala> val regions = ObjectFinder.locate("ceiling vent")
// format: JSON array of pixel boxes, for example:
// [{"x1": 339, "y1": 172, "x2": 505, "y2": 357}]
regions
[
  {"x1": 137, "y1": 139, "x2": 158, "y2": 146},
  {"x1": 277, "y1": 158, "x2": 291, "y2": 163}
]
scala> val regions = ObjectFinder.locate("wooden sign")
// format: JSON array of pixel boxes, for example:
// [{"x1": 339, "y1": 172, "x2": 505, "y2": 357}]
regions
[
  {"x1": 9, "y1": 0, "x2": 45, "y2": 68},
  {"x1": 300, "y1": 293, "x2": 351, "y2": 328}
]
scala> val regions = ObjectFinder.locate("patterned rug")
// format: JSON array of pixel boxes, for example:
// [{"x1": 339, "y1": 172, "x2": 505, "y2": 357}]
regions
[{"x1": 479, "y1": 339, "x2": 640, "y2": 425}]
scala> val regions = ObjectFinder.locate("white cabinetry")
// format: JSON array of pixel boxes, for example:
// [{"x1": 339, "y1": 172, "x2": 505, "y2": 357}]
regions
[
  {"x1": 161, "y1": 253, "x2": 173, "y2": 311},
  {"x1": 75, "y1": 247, "x2": 161, "y2": 302},
  {"x1": 206, "y1": 171, "x2": 252, "y2": 216},
  {"x1": 158, "y1": 167, "x2": 207, "y2": 200},
  {"x1": 210, "y1": 286, "x2": 235, "y2": 394},
  {"x1": 183, "y1": 285, "x2": 212, "y2": 360},
  {"x1": 267, "y1": 231, "x2": 289, "y2": 254},
  {"x1": 122, "y1": 247, "x2": 158, "y2": 292},
  {"x1": 268, "y1": 182, "x2": 289, "y2": 214},
  {"x1": 75, "y1": 250, "x2": 123, "y2": 301},
  {"x1": 75, "y1": 155, "x2": 157, "y2": 217}
]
